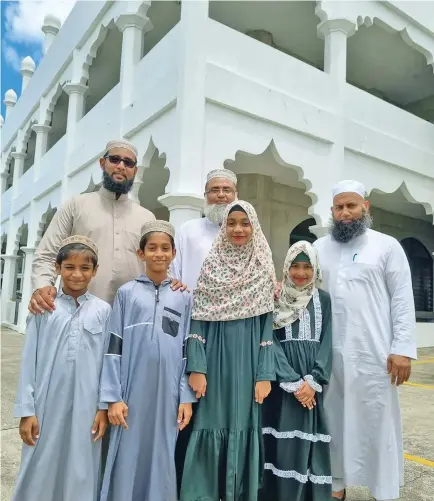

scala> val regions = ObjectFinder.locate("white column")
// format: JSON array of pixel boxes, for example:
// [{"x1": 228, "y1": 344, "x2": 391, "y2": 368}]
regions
[
  {"x1": 11, "y1": 152, "x2": 26, "y2": 198},
  {"x1": 158, "y1": 194, "x2": 204, "y2": 230},
  {"x1": 17, "y1": 247, "x2": 36, "y2": 332},
  {"x1": 31, "y1": 124, "x2": 52, "y2": 179},
  {"x1": 1, "y1": 255, "x2": 19, "y2": 323},
  {"x1": 1, "y1": 172, "x2": 8, "y2": 194},
  {"x1": 4, "y1": 89, "x2": 17, "y2": 119},
  {"x1": 116, "y1": 11, "x2": 152, "y2": 110},
  {"x1": 64, "y1": 83, "x2": 88, "y2": 154}
]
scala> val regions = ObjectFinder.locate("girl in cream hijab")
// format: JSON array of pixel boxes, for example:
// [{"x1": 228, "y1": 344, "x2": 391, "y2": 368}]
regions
[{"x1": 261, "y1": 241, "x2": 333, "y2": 501}]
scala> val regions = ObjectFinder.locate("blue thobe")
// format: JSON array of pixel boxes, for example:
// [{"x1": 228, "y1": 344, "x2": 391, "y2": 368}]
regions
[
  {"x1": 12, "y1": 290, "x2": 111, "y2": 501},
  {"x1": 100, "y1": 274, "x2": 196, "y2": 501}
]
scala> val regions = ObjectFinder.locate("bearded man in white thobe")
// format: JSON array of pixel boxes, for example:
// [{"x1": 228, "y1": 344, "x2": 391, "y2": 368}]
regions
[
  {"x1": 171, "y1": 168, "x2": 238, "y2": 289},
  {"x1": 314, "y1": 180, "x2": 417, "y2": 501}
]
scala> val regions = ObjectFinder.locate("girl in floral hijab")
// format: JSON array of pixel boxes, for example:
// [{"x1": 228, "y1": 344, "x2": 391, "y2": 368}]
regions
[
  {"x1": 261, "y1": 240, "x2": 333, "y2": 501},
  {"x1": 180, "y1": 200, "x2": 276, "y2": 501}
]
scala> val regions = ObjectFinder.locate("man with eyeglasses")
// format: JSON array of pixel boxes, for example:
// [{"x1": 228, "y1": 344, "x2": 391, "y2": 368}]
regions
[
  {"x1": 29, "y1": 139, "x2": 156, "y2": 312},
  {"x1": 171, "y1": 169, "x2": 238, "y2": 290}
]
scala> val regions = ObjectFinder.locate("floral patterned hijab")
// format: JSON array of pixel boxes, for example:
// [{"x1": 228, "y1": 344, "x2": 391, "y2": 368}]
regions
[
  {"x1": 273, "y1": 240, "x2": 322, "y2": 329},
  {"x1": 192, "y1": 200, "x2": 276, "y2": 321}
]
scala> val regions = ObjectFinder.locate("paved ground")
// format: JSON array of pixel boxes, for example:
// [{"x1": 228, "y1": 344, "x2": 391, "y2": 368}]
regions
[{"x1": 1, "y1": 327, "x2": 433, "y2": 500}]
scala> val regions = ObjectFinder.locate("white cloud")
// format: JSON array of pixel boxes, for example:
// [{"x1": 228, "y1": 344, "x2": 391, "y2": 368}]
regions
[
  {"x1": 4, "y1": 0, "x2": 77, "y2": 45},
  {"x1": 3, "y1": 42, "x2": 22, "y2": 72}
]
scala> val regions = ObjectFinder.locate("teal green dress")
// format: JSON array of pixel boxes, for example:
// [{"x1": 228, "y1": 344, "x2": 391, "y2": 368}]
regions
[
  {"x1": 261, "y1": 289, "x2": 333, "y2": 501},
  {"x1": 180, "y1": 312, "x2": 275, "y2": 501}
]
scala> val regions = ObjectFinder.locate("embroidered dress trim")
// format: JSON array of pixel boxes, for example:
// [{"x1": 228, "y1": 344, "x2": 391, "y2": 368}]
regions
[
  {"x1": 187, "y1": 334, "x2": 206, "y2": 344},
  {"x1": 260, "y1": 340, "x2": 273, "y2": 347},
  {"x1": 264, "y1": 463, "x2": 332, "y2": 484},
  {"x1": 262, "y1": 427, "x2": 331, "y2": 443},
  {"x1": 304, "y1": 374, "x2": 322, "y2": 393},
  {"x1": 280, "y1": 379, "x2": 304, "y2": 393},
  {"x1": 312, "y1": 289, "x2": 322, "y2": 341}
]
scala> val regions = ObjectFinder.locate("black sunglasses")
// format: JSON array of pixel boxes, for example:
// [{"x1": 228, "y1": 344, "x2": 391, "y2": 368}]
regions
[{"x1": 104, "y1": 154, "x2": 137, "y2": 168}]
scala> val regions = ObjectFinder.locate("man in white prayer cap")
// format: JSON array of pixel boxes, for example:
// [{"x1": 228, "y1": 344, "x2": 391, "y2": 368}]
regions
[
  {"x1": 171, "y1": 168, "x2": 238, "y2": 289},
  {"x1": 314, "y1": 180, "x2": 417, "y2": 501},
  {"x1": 29, "y1": 138, "x2": 156, "y2": 310}
]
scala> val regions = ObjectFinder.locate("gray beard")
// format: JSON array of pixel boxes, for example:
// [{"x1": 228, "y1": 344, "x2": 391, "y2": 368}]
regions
[
  {"x1": 102, "y1": 170, "x2": 134, "y2": 195},
  {"x1": 330, "y1": 211, "x2": 373, "y2": 243},
  {"x1": 203, "y1": 202, "x2": 228, "y2": 226}
]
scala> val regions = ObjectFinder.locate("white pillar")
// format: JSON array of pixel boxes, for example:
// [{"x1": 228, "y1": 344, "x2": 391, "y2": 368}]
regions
[
  {"x1": 64, "y1": 83, "x2": 88, "y2": 154},
  {"x1": 17, "y1": 247, "x2": 36, "y2": 332},
  {"x1": 1, "y1": 255, "x2": 19, "y2": 323},
  {"x1": 32, "y1": 124, "x2": 52, "y2": 178},
  {"x1": 158, "y1": 194, "x2": 204, "y2": 230},
  {"x1": 11, "y1": 152, "x2": 26, "y2": 197},
  {"x1": 20, "y1": 57, "x2": 36, "y2": 93},
  {"x1": 116, "y1": 11, "x2": 153, "y2": 110},
  {"x1": 41, "y1": 14, "x2": 61, "y2": 55},
  {"x1": 0, "y1": 172, "x2": 8, "y2": 194},
  {"x1": 4, "y1": 89, "x2": 17, "y2": 119}
]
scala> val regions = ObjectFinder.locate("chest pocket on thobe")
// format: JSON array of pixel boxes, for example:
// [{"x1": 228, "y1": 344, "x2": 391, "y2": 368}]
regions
[
  {"x1": 162, "y1": 307, "x2": 181, "y2": 337},
  {"x1": 83, "y1": 318, "x2": 103, "y2": 335}
]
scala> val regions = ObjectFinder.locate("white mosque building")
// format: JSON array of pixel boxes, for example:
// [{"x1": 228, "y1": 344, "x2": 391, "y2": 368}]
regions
[{"x1": 1, "y1": 1, "x2": 433, "y2": 345}]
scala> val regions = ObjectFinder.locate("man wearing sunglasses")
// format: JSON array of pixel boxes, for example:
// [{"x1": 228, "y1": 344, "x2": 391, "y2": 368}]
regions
[{"x1": 29, "y1": 139, "x2": 160, "y2": 313}]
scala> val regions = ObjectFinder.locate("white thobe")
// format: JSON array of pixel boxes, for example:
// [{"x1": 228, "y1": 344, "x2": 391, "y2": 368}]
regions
[
  {"x1": 171, "y1": 217, "x2": 220, "y2": 290},
  {"x1": 314, "y1": 229, "x2": 417, "y2": 501}
]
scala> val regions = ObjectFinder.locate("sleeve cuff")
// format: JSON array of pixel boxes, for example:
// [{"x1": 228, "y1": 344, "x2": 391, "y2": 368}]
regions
[
  {"x1": 390, "y1": 344, "x2": 418, "y2": 360},
  {"x1": 99, "y1": 386, "x2": 122, "y2": 404},
  {"x1": 14, "y1": 402, "x2": 35, "y2": 418},
  {"x1": 98, "y1": 402, "x2": 109, "y2": 410},
  {"x1": 280, "y1": 379, "x2": 304, "y2": 393},
  {"x1": 304, "y1": 374, "x2": 322, "y2": 393}
]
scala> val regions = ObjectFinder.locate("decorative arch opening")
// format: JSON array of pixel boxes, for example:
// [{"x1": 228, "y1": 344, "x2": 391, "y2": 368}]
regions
[
  {"x1": 142, "y1": 0, "x2": 181, "y2": 58},
  {"x1": 23, "y1": 128, "x2": 37, "y2": 174},
  {"x1": 289, "y1": 217, "x2": 317, "y2": 246},
  {"x1": 13, "y1": 223, "x2": 28, "y2": 324},
  {"x1": 5, "y1": 154, "x2": 15, "y2": 191},
  {"x1": 138, "y1": 147, "x2": 170, "y2": 220},
  {"x1": 36, "y1": 205, "x2": 58, "y2": 246},
  {"x1": 401, "y1": 238, "x2": 433, "y2": 317},
  {"x1": 84, "y1": 21, "x2": 122, "y2": 115},
  {"x1": 347, "y1": 19, "x2": 434, "y2": 123},
  {"x1": 47, "y1": 88, "x2": 69, "y2": 151},
  {"x1": 1, "y1": 233, "x2": 6, "y2": 289},
  {"x1": 224, "y1": 141, "x2": 316, "y2": 277}
]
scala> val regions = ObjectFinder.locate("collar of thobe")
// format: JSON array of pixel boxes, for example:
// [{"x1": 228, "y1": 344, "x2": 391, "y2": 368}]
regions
[
  {"x1": 58, "y1": 288, "x2": 92, "y2": 305},
  {"x1": 98, "y1": 186, "x2": 129, "y2": 201},
  {"x1": 136, "y1": 273, "x2": 171, "y2": 287}
]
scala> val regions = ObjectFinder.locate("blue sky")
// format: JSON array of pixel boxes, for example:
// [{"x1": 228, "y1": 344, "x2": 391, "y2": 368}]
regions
[{"x1": 1, "y1": 0, "x2": 76, "y2": 118}]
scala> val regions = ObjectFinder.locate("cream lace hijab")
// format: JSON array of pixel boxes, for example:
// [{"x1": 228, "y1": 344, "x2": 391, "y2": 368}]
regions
[
  {"x1": 192, "y1": 200, "x2": 276, "y2": 321},
  {"x1": 273, "y1": 240, "x2": 322, "y2": 329}
]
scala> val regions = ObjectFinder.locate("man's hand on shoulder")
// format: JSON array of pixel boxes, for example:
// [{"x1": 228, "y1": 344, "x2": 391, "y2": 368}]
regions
[
  {"x1": 29, "y1": 286, "x2": 57, "y2": 314},
  {"x1": 170, "y1": 279, "x2": 189, "y2": 292},
  {"x1": 387, "y1": 354, "x2": 411, "y2": 386}
]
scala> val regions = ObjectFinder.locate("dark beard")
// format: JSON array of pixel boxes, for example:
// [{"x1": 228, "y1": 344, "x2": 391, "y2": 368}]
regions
[
  {"x1": 330, "y1": 211, "x2": 373, "y2": 243},
  {"x1": 102, "y1": 170, "x2": 134, "y2": 194}
]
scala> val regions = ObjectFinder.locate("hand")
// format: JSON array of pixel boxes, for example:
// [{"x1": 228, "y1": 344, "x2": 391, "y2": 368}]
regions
[
  {"x1": 177, "y1": 403, "x2": 193, "y2": 431},
  {"x1": 171, "y1": 279, "x2": 189, "y2": 292},
  {"x1": 29, "y1": 286, "x2": 57, "y2": 314},
  {"x1": 189, "y1": 373, "x2": 207, "y2": 398},
  {"x1": 108, "y1": 401, "x2": 129, "y2": 429},
  {"x1": 255, "y1": 381, "x2": 271, "y2": 404},
  {"x1": 92, "y1": 410, "x2": 109, "y2": 442},
  {"x1": 274, "y1": 282, "x2": 282, "y2": 300},
  {"x1": 19, "y1": 416, "x2": 39, "y2": 446},
  {"x1": 295, "y1": 381, "x2": 317, "y2": 409},
  {"x1": 387, "y1": 354, "x2": 411, "y2": 386}
]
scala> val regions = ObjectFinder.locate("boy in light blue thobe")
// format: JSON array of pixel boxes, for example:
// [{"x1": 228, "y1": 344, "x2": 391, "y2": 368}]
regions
[
  {"x1": 100, "y1": 220, "x2": 196, "y2": 501},
  {"x1": 12, "y1": 235, "x2": 111, "y2": 501}
]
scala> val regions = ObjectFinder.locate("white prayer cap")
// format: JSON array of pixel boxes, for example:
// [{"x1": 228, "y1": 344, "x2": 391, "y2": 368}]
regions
[
  {"x1": 140, "y1": 220, "x2": 175, "y2": 239},
  {"x1": 105, "y1": 139, "x2": 138, "y2": 158},
  {"x1": 332, "y1": 180, "x2": 366, "y2": 199},
  {"x1": 58, "y1": 235, "x2": 98, "y2": 255},
  {"x1": 206, "y1": 169, "x2": 237, "y2": 186}
]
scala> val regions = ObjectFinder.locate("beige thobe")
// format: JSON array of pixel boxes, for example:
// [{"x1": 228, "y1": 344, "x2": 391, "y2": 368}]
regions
[{"x1": 32, "y1": 187, "x2": 155, "y2": 304}]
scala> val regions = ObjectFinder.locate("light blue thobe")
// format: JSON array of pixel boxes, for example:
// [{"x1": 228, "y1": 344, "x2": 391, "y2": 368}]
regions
[
  {"x1": 100, "y1": 274, "x2": 196, "y2": 501},
  {"x1": 12, "y1": 290, "x2": 111, "y2": 501}
]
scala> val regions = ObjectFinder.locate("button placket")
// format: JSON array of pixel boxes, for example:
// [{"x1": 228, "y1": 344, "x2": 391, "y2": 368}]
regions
[{"x1": 67, "y1": 305, "x2": 80, "y2": 362}]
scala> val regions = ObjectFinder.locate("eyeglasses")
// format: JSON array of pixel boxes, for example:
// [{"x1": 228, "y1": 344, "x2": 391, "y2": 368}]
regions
[
  {"x1": 205, "y1": 187, "x2": 236, "y2": 196},
  {"x1": 104, "y1": 154, "x2": 137, "y2": 168}
]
